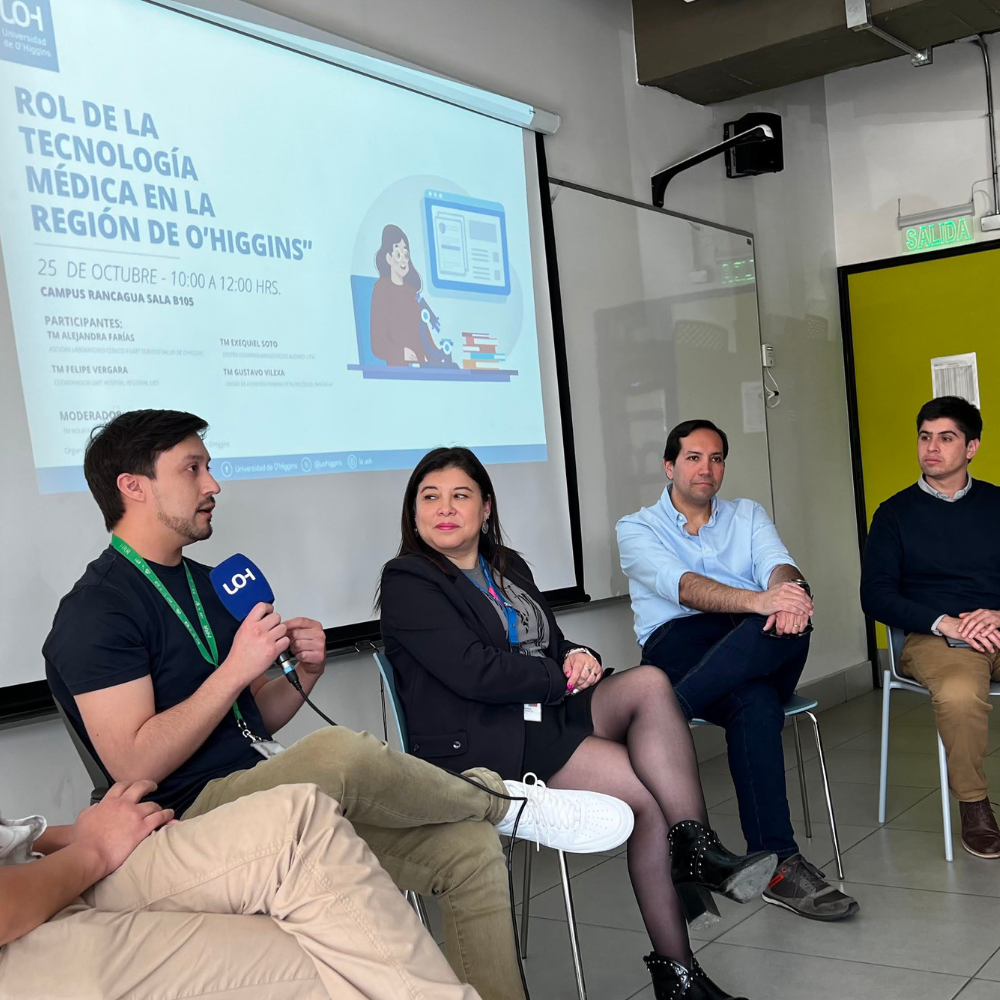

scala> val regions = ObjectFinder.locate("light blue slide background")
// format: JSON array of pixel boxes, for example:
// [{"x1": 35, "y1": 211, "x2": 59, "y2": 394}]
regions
[{"x1": 0, "y1": 0, "x2": 548, "y2": 491}]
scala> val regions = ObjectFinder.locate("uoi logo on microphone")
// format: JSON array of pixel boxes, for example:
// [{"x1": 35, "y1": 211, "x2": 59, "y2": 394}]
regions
[{"x1": 1, "y1": 0, "x2": 58, "y2": 72}]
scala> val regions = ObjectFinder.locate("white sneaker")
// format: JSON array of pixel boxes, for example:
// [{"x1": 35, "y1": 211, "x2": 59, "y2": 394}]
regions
[{"x1": 494, "y1": 773, "x2": 634, "y2": 854}]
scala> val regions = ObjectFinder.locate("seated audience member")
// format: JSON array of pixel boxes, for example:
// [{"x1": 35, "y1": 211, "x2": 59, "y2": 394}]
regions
[
  {"x1": 0, "y1": 781, "x2": 483, "y2": 1000},
  {"x1": 617, "y1": 419, "x2": 858, "y2": 922},
  {"x1": 862, "y1": 396, "x2": 1000, "y2": 858},
  {"x1": 44, "y1": 409, "x2": 624, "y2": 1000},
  {"x1": 379, "y1": 446, "x2": 775, "y2": 1000}
]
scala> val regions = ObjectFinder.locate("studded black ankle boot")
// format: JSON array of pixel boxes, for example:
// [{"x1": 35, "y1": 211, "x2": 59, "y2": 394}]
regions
[
  {"x1": 644, "y1": 952, "x2": 747, "y2": 1000},
  {"x1": 669, "y1": 820, "x2": 777, "y2": 903}
]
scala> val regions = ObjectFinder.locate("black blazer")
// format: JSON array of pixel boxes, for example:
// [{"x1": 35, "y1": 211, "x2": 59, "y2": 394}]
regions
[{"x1": 379, "y1": 550, "x2": 600, "y2": 779}]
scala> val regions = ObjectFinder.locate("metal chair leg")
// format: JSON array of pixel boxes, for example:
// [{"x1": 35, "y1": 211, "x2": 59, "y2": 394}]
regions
[
  {"x1": 937, "y1": 731, "x2": 954, "y2": 862},
  {"x1": 406, "y1": 890, "x2": 428, "y2": 927},
  {"x1": 793, "y1": 715, "x2": 812, "y2": 839},
  {"x1": 806, "y1": 711, "x2": 844, "y2": 880},
  {"x1": 519, "y1": 841, "x2": 533, "y2": 959},
  {"x1": 557, "y1": 850, "x2": 588, "y2": 1000},
  {"x1": 878, "y1": 670, "x2": 892, "y2": 824}
]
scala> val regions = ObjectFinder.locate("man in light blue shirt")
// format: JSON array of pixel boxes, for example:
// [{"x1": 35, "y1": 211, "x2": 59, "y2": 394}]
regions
[{"x1": 617, "y1": 419, "x2": 858, "y2": 923}]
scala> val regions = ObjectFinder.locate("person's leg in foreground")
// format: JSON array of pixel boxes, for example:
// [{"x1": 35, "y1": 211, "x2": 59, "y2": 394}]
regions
[
  {"x1": 644, "y1": 613, "x2": 858, "y2": 922},
  {"x1": 185, "y1": 726, "x2": 623, "y2": 1000},
  {"x1": 546, "y1": 666, "x2": 774, "y2": 999},
  {"x1": 0, "y1": 783, "x2": 478, "y2": 1000}
]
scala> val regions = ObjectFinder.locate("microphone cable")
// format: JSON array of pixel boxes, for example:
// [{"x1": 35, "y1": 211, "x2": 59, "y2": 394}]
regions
[{"x1": 283, "y1": 664, "x2": 534, "y2": 999}]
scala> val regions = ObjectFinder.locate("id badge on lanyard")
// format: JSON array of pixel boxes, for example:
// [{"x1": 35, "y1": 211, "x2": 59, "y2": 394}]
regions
[{"x1": 476, "y1": 558, "x2": 541, "y2": 723}]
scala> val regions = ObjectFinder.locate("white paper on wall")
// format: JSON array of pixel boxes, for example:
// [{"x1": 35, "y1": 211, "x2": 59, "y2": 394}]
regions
[{"x1": 931, "y1": 352, "x2": 980, "y2": 407}]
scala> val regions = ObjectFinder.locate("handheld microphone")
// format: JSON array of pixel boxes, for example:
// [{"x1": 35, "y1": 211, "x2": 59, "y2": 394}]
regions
[
  {"x1": 209, "y1": 554, "x2": 337, "y2": 727},
  {"x1": 209, "y1": 554, "x2": 295, "y2": 674}
]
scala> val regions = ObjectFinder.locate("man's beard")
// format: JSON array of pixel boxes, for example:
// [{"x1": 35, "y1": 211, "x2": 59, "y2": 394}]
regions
[{"x1": 153, "y1": 492, "x2": 212, "y2": 543}]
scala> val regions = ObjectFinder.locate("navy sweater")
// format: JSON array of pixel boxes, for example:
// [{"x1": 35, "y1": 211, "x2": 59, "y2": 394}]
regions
[{"x1": 860, "y1": 480, "x2": 1000, "y2": 634}]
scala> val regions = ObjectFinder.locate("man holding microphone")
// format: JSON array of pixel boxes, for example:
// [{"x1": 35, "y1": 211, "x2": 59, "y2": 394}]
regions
[{"x1": 44, "y1": 409, "x2": 626, "y2": 1000}]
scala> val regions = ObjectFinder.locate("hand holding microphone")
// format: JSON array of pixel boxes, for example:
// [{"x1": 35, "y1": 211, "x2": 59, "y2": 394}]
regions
[
  {"x1": 210, "y1": 555, "x2": 335, "y2": 725},
  {"x1": 225, "y1": 602, "x2": 289, "y2": 686},
  {"x1": 210, "y1": 555, "x2": 295, "y2": 680}
]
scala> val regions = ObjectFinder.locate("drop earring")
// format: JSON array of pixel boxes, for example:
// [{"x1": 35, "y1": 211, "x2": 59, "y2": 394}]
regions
[{"x1": 481, "y1": 519, "x2": 489, "y2": 534}]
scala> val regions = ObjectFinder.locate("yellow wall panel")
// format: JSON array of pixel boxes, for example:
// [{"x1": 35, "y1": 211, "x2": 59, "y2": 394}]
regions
[
  {"x1": 846, "y1": 247, "x2": 1000, "y2": 646},
  {"x1": 848, "y1": 248, "x2": 1000, "y2": 528}
]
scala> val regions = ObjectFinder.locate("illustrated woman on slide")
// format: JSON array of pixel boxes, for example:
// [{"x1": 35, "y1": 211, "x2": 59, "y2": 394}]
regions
[{"x1": 370, "y1": 224, "x2": 449, "y2": 366}]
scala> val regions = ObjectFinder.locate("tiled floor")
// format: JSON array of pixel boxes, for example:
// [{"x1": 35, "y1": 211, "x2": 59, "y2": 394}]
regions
[{"x1": 438, "y1": 687, "x2": 1000, "y2": 999}]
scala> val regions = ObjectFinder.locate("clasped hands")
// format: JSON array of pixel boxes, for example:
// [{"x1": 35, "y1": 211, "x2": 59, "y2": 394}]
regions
[
  {"x1": 563, "y1": 649, "x2": 603, "y2": 694},
  {"x1": 938, "y1": 609, "x2": 1000, "y2": 653},
  {"x1": 757, "y1": 582, "x2": 814, "y2": 636}
]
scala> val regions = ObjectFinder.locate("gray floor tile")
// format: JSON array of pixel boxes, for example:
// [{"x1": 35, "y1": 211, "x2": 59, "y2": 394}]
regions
[
  {"x1": 625, "y1": 942, "x2": 969, "y2": 1000},
  {"x1": 525, "y1": 855, "x2": 768, "y2": 945},
  {"x1": 893, "y1": 702, "x2": 940, "y2": 727},
  {"x1": 718, "y1": 881, "x2": 1000, "y2": 976},
  {"x1": 698, "y1": 766, "x2": 738, "y2": 809},
  {"x1": 507, "y1": 842, "x2": 618, "y2": 905},
  {"x1": 843, "y1": 724, "x2": 1000, "y2": 756},
  {"x1": 519, "y1": 915, "x2": 652, "y2": 1000},
  {"x1": 957, "y1": 981, "x2": 1000, "y2": 999},
  {"x1": 839, "y1": 827, "x2": 1000, "y2": 895},
  {"x1": 797, "y1": 746, "x2": 942, "y2": 788},
  {"x1": 705, "y1": 805, "x2": 874, "y2": 872},
  {"x1": 887, "y1": 790, "x2": 960, "y2": 835},
  {"x1": 712, "y1": 776, "x2": 929, "y2": 827},
  {"x1": 974, "y1": 947, "x2": 1000, "y2": 981}
]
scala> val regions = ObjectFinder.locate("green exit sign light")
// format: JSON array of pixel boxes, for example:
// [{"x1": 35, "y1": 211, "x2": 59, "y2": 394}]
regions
[{"x1": 903, "y1": 216, "x2": 975, "y2": 253}]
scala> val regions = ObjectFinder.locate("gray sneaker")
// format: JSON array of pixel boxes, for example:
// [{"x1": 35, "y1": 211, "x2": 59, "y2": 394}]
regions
[{"x1": 762, "y1": 854, "x2": 859, "y2": 921}]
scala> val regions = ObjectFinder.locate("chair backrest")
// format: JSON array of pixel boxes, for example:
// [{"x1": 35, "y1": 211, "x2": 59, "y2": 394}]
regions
[
  {"x1": 884, "y1": 625, "x2": 907, "y2": 682},
  {"x1": 373, "y1": 650, "x2": 409, "y2": 751},
  {"x1": 349, "y1": 274, "x2": 386, "y2": 367},
  {"x1": 53, "y1": 696, "x2": 110, "y2": 805}
]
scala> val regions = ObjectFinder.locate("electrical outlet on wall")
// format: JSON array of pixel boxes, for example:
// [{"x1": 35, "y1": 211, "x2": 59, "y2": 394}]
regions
[{"x1": 761, "y1": 344, "x2": 774, "y2": 368}]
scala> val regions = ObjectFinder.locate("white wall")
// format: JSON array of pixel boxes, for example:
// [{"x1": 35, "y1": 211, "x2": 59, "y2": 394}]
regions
[
  {"x1": 0, "y1": 0, "x2": 870, "y2": 823},
  {"x1": 827, "y1": 35, "x2": 1000, "y2": 265}
]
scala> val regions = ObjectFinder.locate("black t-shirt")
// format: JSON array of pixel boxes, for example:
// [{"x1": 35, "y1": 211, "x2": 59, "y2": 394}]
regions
[{"x1": 44, "y1": 546, "x2": 270, "y2": 815}]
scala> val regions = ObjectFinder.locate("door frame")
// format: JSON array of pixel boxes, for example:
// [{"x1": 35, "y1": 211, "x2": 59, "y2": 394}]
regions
[{"x1": 838, "y1": 238, "x2": 1000, "y2": 686}]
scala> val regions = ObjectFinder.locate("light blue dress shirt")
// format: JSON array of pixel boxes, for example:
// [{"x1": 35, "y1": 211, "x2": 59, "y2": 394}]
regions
[{"x1": 616, "y1": 486, "x2": 796, "y2": 646}]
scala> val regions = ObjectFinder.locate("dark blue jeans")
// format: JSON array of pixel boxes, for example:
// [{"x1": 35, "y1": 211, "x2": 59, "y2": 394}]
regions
[{"x1": 642, "y1": 613, "x2": 809, "y2": 858}]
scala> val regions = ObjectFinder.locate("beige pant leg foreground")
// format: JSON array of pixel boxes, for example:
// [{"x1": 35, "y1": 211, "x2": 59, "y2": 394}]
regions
[
  {"x1": 0, "y1": 785, "x2": 478, "y2": 1000},
  {"x1": 0, "y1": 908, "x2": 323, "y2": 1000}
]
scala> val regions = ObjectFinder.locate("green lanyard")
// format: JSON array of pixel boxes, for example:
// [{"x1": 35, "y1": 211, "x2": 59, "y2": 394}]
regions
[{"x1": 110, "y1": 535, "x2": 259, "y2": 741}]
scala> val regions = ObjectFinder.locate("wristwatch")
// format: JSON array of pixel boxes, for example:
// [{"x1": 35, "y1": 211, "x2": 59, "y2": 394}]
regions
[{"x1": 791, "y1": 578, "x2": 812, "y2": 598}]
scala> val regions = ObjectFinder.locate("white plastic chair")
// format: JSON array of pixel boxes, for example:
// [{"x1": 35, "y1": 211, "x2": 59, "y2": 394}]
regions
[
  {"x1": 878, "y1": 625, "x2": 1000, "y2": 861},
  {"x1": 374, "y1": 650, "x2": 631, "y2": 1000}
]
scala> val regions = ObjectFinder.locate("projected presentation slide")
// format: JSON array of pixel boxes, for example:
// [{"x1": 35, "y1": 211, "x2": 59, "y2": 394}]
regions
[{"x1": 0, "y1": 0, "x2": 549, "y2": 493}]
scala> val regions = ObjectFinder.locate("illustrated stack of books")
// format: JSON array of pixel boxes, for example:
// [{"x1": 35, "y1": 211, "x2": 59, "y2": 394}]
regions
[{"x1": 462, "y1": 332, "x2": 505, "y2": 370}]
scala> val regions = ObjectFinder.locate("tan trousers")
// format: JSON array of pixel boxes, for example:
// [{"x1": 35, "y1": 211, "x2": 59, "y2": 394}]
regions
[
  {"x1": 184, "y1": 727, "x2": 522, "y2": 1000},
  {"x1": 0, "y1": 784, "x2": 479, "y2": 1000},
  {"x1": 901, "y1": 632, "x2": 1000, "y2": 801}
]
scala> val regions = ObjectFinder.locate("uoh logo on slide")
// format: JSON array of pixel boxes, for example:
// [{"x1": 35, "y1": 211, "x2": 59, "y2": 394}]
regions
[{"x1": 0, "y1": 0, "x2": 59, "y2": 72}]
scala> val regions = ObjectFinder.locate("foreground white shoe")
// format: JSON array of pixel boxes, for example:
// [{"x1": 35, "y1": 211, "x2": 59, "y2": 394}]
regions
[{"x1": 494, "y1": 773, "x2": 634, "y2": 853}]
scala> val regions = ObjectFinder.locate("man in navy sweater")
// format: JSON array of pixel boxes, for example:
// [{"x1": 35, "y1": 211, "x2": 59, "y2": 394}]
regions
[{"x1": 861, "y1": 396, "x2": 1000, "y2": 858}]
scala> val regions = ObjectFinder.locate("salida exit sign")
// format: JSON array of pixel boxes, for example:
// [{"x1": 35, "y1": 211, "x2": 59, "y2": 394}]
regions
[{"x1": 903, "y1": 216, "x2": 975, "y2": 253}]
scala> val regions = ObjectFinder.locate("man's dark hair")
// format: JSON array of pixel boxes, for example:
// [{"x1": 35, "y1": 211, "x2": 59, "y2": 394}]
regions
[
  {"x1": 84, "y1": 409, "x2": 208, "y2": 530},
  {"x1": 664, "y1": 419, "x2": 729, "y2": 463},
  {"x1": 916, "y1": 396, "x2": 983, "y2": 444}
]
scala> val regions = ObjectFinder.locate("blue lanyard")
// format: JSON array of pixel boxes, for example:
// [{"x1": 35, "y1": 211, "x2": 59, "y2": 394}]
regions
[{"x1": 471, "y1": 556, "x2": 520, "y2": 652}]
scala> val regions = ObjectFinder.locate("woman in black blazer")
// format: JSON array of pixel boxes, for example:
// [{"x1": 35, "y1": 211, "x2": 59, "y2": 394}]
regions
[{"x1": 380, "y1": 447, "x2": 773, "y2": 1000}]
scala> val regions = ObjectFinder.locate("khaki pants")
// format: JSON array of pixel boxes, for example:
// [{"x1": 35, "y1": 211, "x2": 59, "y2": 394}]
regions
[
  {"x1": 184, "y1": 727, "x2": 522, "y2": 1000},
  {"x1": 901, "y1": 632, "x2": 1000, "y2": 801},
  {"x1": 0, "y1": 784, "x2": 479, "y2": 1000}
]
